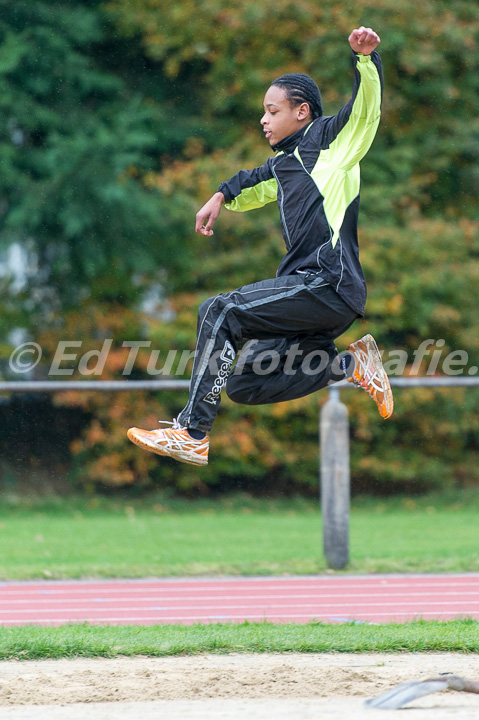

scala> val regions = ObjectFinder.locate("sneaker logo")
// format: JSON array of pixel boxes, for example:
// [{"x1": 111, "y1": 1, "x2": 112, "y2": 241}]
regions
[{"x1": 203, "y1": 340, "x2": 236, "y2": 405}]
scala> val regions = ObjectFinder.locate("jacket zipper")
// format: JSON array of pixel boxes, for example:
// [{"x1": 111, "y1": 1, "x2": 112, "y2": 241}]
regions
[{"x1": 271, "y1": 162, "x2": 292, "y2": 250}]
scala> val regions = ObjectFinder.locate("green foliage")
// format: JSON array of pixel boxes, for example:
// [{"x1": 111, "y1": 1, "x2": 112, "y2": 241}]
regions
[
  {"x1": 0, "y1": 0, "x2": 195, "y2": 314},
  {"x1": 108, "y1": 0, "x2": 479, "y2": 221}
]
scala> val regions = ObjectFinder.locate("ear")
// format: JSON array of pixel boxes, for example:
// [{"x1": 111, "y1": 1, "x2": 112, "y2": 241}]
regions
[{"x1": 297, "y1": 102, "x2": 311, "y2": 121}]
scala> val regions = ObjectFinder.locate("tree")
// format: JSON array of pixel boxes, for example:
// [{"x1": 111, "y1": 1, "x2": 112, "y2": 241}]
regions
[
  {"x1": 0, "y1": 0, "x2": 196, "y2": 319},
  {"x1": 2, "y1": 0, "x2": 479, "y2": 496}
]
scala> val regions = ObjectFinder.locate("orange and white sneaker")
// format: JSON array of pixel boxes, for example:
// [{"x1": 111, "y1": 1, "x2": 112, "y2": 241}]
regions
[
  {"x1": 346, "y1": 334, "x2": 394, "y2": 419},
  {"x1": 127, "y1": 419, "x2": 209, "y2": 466}
]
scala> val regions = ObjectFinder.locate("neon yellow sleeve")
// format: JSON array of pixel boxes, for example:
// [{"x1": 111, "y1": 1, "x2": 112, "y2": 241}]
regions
[{"x1": 324, "y1": 54, "x2": 382, "y2": 171}]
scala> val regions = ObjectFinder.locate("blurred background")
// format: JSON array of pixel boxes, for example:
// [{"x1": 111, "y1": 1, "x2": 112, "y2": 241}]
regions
[{"x1": 1, "y1": 0, "x2": 478, "y2": 501}]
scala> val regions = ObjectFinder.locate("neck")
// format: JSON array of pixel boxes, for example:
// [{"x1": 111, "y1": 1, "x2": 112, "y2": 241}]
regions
[{"x1": 271, "y1": 124, "x2": 309, "y2": 153}]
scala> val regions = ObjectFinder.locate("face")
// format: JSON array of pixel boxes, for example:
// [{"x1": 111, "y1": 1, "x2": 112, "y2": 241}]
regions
[{"x1": 261, "y1": 85, "x2": 311, "y2": 147}]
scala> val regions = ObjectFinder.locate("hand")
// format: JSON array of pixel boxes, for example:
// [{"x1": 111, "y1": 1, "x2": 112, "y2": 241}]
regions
[
  {"x1": 195, "y1": 192, "x2": 225, "y2": 236},
  {"x1": 348, "y1": 26, "x2": 380, "y2": 56}
]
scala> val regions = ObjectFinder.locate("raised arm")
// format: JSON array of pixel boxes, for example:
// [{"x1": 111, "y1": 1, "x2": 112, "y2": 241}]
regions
[{"x1": 318, "y1": 27, "x2": 383, "y2": 171}]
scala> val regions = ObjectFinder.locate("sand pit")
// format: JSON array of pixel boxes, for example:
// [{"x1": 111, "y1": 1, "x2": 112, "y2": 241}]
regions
[{"x1": 0, "y1": 652, "x2": 478, "y2": 718}]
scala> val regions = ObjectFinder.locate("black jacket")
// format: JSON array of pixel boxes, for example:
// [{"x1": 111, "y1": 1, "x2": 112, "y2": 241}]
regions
[{"x1": 218, "y1": 50, "x2": 383, "y2": 316}]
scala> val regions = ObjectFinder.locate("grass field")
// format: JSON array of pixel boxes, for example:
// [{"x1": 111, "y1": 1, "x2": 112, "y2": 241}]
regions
[
  {"x1": 0, "y1": 491, "x2": 478, "y2": 579},
  {"x1": 1, "y1": 492, "x2": 479, "y2": 661},
  {"x1": 1, "y1": 620, "x2": 478, "y2": 660}
]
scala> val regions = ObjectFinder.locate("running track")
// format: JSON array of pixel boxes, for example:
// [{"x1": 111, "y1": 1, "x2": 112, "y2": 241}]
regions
[{"x1": 1, "y1": 574, "x2": 479, "y2": 626}]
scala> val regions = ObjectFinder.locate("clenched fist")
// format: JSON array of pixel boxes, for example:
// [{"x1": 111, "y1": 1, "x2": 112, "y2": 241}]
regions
[{"x1": 348, "y1": 27, "x2": 380, "y2": 56}]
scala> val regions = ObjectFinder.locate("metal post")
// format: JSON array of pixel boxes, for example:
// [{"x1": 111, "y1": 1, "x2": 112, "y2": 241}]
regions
[{"x1": 320, "y1": 386, "x2": 350, "y2": 569}]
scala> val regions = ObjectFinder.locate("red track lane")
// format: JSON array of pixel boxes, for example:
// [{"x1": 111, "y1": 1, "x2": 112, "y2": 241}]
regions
[{"x1": 0, "y1": 574, "x2": 478, "y2": 626}]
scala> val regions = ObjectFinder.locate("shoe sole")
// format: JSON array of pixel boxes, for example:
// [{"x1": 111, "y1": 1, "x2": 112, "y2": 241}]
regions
[
  {"x1": 127, "y1": 429, "x2": 208, "y2": 466},
  {"x1": 364, "y1": 333, "x2": 394, "y2": 419},
  {"x1": 350, "y1": 334, "x2": 394, "y2": 419}
]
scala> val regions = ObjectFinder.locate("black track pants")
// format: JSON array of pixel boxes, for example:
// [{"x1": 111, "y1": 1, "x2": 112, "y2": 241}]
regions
[{"x1": 177, "y1": 272, "x2": 358, "y2": 432}]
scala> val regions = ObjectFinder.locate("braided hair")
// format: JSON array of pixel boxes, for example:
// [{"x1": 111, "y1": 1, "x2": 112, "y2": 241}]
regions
[{"x1": 271, "y1": 73, "x2": 323, "y2": 120}]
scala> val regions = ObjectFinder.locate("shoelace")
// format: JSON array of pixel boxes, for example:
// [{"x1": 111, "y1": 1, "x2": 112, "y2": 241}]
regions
[
  {"x1": 352, "y1": 346, "x2": 383, "y2": 394},
  {"x1": 356, "y1": 368, "x2": 382, "y2": 395},
  {"x1": 359, "y1": 378, "x2": 377, "y2": 398},
  {"x1": 157, "y1": 418, "x2": 186, "y2": 431},
  {"x1": 155, "y1": 418, "x2": 207, "y2": 452}
]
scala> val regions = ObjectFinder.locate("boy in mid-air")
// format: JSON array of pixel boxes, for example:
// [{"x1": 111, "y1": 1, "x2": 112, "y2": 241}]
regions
[{"x1": 128, "y1": 26, "x2": 393, "y2": 466}]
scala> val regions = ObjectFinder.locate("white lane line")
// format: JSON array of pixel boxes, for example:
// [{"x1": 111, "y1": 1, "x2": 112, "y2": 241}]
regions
[
  {"x1": 1, "y1": 589, "x2": 478, "y2": 606},
  {"x1": 1, "y1": 598, "x2": 479, "y2": 615},
  {"x1": 1, "y1": 609, "x2": 478, "y2": 625}
]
